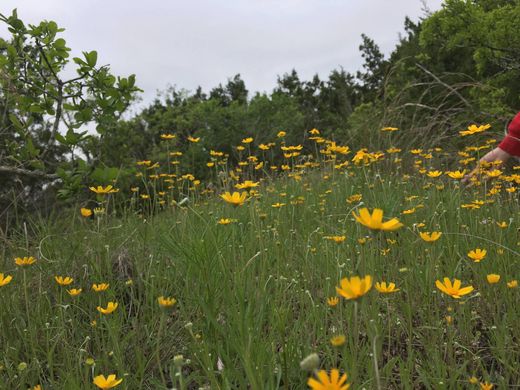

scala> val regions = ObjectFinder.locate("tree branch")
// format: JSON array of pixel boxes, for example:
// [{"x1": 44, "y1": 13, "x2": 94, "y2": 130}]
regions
[
  {"x1": 0, "y1": 165, "x2": 59, "y2": 179},
  {"x1": 40, "y1": 80, "x2": 63, "y2": 160}
]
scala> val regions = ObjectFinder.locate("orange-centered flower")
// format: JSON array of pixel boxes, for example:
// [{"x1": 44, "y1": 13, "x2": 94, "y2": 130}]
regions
[
  {"x1": 80, "y1": 208, "x2": 93, "y2": 217},
  {"x1": 307, "y1": 369, "x2": 350, "y2": 390},
  {"x1": 486, "y1": 274, "x2": 500, "y2": 284},
  {"x1": 468, "y1": 248, "x2": 486, "y2": 262}
]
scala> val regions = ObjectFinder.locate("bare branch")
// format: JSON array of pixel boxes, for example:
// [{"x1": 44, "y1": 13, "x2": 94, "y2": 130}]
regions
[
  {"x1": 0, "y1": 165, "x2": 59, "y2": 179},
  {"x1": 35, "y1": 39, "x2": 61, "y2": 83}
]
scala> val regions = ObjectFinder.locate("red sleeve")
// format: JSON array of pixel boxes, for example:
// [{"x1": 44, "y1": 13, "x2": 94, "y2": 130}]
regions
[{"x1": 498, "y1": 111, "x2": 520, "y2": 157}]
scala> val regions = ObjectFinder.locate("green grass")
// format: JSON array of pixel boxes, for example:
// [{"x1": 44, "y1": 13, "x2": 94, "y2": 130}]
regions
[{"x1": 0, "y1": 156, "x2": 519, "y2": 389}]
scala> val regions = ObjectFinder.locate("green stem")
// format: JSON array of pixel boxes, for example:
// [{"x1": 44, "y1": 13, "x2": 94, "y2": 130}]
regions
[{"x1": 156, "y1": 313, "x2": 166, "y2": 385}]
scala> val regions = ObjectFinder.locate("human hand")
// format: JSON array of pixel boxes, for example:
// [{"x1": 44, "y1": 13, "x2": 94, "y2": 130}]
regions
[{"x1": 461, "y1": 147, "x2": 510, "y2": 185}]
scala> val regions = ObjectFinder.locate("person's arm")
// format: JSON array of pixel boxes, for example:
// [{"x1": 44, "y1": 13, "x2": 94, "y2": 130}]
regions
[{"x1": 497, "y1": 121, "x2": 520, "y2": 157}]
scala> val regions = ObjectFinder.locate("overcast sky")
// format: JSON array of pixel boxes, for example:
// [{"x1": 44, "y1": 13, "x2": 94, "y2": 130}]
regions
[{"x1": 1, "y1": 0, "x2": 444, "y2": 111}]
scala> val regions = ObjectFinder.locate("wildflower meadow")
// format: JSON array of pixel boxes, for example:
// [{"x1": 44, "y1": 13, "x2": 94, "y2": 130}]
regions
[
  {"x1": 1, "y1": 3, "x2": 520, "y2": 389},
  {"x1": 2, "y1": 124, "x2": 519, "y2": 389}
]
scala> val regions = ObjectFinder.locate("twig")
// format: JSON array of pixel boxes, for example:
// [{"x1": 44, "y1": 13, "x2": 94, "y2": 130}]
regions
[{"x1": 0, "y1": 165, "x2": 58, "y2": 179}]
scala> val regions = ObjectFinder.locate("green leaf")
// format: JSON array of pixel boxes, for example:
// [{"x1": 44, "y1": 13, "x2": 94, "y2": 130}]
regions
[
  {"x1": 25, "y1": 138, "x2": 40, "y2": 158},
  {"x1": 84, "y1": 50, "x2": 97, "y2": 67},
  {"x1": 73, "y1": 57, "x2": 87, "y2": 66},
  {"x1": 29, "y1": 104, "x2": 44, "y2": 113},
  {"x1": 55, "y1": 133, "x2": 67, "y2": 145},
  {"x1": 54, "y1": 38, "x2": 66, "y2": 48},
  {"x1": 6, "y1": 44, "x2": 17, "y2": 59},
  {"x1": 8, "y1": 113, "x2": 24, "y2": 130},
  {"x1": 91, "y1": 166, "x2": 119, "y2": 183}
]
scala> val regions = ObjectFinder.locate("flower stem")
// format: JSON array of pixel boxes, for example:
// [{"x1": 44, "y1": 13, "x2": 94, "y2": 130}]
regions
[{"x1": 156, "y1": 313, "x2": 166, "y2": 385}]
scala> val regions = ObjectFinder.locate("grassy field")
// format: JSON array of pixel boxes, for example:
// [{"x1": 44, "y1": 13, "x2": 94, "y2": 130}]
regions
[{"x1": 1, "y1": 130, "x2": 519, "y2": 389}]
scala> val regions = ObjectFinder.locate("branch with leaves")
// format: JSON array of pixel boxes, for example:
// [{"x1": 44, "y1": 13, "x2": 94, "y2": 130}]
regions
[{"x1": 0, "y1": 9, "x2": 141, "y2": 205}]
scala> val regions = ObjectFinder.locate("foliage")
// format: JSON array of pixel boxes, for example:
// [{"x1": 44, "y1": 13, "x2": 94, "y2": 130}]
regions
[{"x1": 0, "y1": 9, "x2": 139, "y2": 218}]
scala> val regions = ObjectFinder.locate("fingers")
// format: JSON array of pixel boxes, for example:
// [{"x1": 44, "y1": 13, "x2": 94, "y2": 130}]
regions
[{"x1": 461, "y1": 166, "x2": 479, "y2": 185}]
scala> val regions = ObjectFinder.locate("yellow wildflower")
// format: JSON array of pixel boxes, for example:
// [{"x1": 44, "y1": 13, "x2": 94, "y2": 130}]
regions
[
  {"x1": 446, "y1": 170, "x2": 466, "y2": 179},
  {"x1": 89, "y1": 185, "x2": 119, "y2": 194},
  {"x1": 435, "y1": 278, "x2": 474, "y2": 299},
  {"x1": 80, "y1": 208, "x2": 93, "y2": 217},
  {"x1": 0, "y1": 273, "x2": 13, "y2": 287},
  {"x1": 375, "y1": 281, "x2": 400, "y2": 293},
  {"x1": 336, "y1": 275, "x2": 372, "y2": 300},
  {"x1": 97, "y1": 302, "x2": 118, "y2": 315},
  {"x1": 92, "y1": 283, "x2": 110, "y2": 292},
  {"x1": 427, "y1": 170, "x2": 442, "y2": 178},
  {"x1": 468, "y1": 248, "x2": 486, "y2": 262},
  {"x1": 324, "y1": 236, "x2": 346, "y2": 243},
  {"x1": 352, "y1": 208, "x2": 403, "y2": 231},
  {"x1": 479, "y1": 382, "x2": 493, "y2": 390},
  {"x1": 67, "y1": 288, "x2": 82, "y2": 296},
  {"x1": 486, "y1": 274, "x2": 500, "y2": 284},
  {"x1": 220, "y1": 191, "x2": 248, "y2": 206},
  {"x1": 157, "y1": 296, "x2": 177, "y2": 308},
  {"x1": 330, "y1": 335, "x2": 346, "y2": 347},
  {"x1": 347, "y1": 194, "x2": 363, "y2": 203},
  {"x1": 160, "y1": 133, "x2": 176, "y2": 139},
  {"x1": 307, "y1": 369, "x2": 350, "y2": 390},
  {"x1": 15, "y1": 256, "x2": 36, "y2": 266},
  {"x1": 419, "y1": 231, "x2": 442, "y2": 242},
  {"x1": 235, "y1": 181, "x2": 259, "y2": 189},
  {"x1": 93, "y1": 374, "x2": 123, "y2": 389},
  {"x1": 54, "y1": 276, "x2": 74, "y2": 286},
  {"x1": 217, "y1": 218, "x2": 235, "y2": 225},
  {"x1": 459, "y1": 123, "x2": 491, "y2": 136}
]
